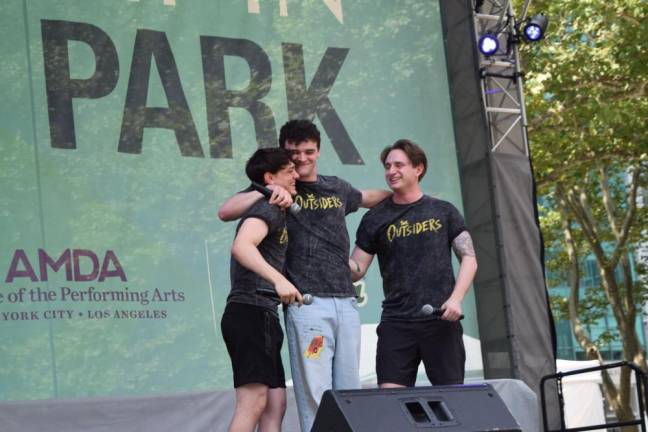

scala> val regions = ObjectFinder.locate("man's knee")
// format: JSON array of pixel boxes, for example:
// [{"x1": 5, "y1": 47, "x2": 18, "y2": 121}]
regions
[
  {"x1": 236, "y1": 384, "x2": 269, "y2": 415},
  {"x1": 264, "y1": 388, "x2": 287, "y2": 417}
]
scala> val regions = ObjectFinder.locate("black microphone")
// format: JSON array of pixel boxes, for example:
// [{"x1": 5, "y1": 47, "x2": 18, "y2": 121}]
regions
[
  {"x1": 251, "y1": 182, "x2": 301, "y2": 215},
  {"x1": 421, "y1": 304, "x2": 464, "y2": 320}
]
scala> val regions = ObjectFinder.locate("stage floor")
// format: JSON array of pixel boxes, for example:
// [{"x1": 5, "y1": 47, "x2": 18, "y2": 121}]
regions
[{"x1": 0, "y1": 379, "x2": 538, "y2": 432}]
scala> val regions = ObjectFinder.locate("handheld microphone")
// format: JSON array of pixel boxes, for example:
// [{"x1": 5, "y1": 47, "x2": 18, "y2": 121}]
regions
[
  {"x1": 257, "y1": 288, "x2": 312, "y2": 306},
  {"x1": 251, "y1": 182, "x2": 301, "y2": 215},
  {"x1": 420, "y1": 304, "x2": 464, "y2": 320}
]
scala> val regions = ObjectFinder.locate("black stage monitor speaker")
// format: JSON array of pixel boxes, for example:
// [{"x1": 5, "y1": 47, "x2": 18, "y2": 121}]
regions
[{"x1": 311, "y1": 384, "x2": 521, "y2": 432}]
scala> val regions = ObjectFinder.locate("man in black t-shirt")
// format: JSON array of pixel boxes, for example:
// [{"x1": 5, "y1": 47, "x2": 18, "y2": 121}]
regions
[
  {"x1": 218, "y1": 120, "x2": 390, "y2": 432},
  {"x1": 350, "y1": 139, "x2": 478, "y2": 388},
  {"x1": 221, "y1": 148, "x2": 302, "y2": 432}
]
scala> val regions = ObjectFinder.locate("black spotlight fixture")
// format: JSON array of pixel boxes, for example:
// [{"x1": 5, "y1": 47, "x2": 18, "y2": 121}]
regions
[{"x1": 523, "y1": 13, "x2": 548, "y2": 42}]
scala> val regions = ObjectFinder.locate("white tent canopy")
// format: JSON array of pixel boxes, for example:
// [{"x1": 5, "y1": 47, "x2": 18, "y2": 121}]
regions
[{"x1": 555, "y1": 359, "x2": 606, "y2": 428}]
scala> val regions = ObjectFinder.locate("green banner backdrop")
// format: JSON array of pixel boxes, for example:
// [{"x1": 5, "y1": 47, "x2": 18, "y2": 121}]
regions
[{"x1": 0, "y1": 0, "x2": 479, "y2": 400}]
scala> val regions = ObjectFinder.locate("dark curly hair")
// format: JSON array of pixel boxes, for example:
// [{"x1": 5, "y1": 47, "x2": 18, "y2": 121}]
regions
[
  {"x1": 245, "y1": 148, "x2": 293, "y2": 185},
  {"x1": 278, "y1": 119, "x2": 321, "y2": 149}
]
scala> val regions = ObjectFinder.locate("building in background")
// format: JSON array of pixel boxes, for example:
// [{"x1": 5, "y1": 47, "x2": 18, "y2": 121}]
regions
[{"x1": 550, "y1": 254, "x2": 646, "y2": 360}]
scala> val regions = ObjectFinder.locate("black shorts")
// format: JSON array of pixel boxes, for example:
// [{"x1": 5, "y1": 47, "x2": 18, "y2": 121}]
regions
[
  {"x1": 221, "y1": 302, "x2": 286, "y2": 389},
  {"x1": 376, "y1": 319, "x2": 465, "y2": 387}
]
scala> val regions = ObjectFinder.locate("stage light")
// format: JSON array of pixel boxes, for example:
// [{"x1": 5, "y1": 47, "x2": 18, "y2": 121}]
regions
[
  {"x1": 523, "y1": 14, "x2": 548, "y2": 42},
  {"x1": 478, "y1": 33, "x2": 499, "y2": 56}
]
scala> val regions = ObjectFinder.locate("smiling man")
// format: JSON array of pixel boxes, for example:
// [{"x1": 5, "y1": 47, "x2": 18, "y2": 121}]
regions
[
  {"x1": 222, "y1": 148, "x2": 303, "y2": 432},
  {"x1": 218, "y1": 119, "x2": 389, "y2": 432},
  {"x1": 350, "y1": 139, "x2": 478, "y2": 389}
]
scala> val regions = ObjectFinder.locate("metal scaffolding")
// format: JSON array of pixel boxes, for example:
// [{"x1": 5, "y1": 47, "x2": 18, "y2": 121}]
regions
[{"x1": 473, "y1": 0, "x2": 530, "y2": 157}]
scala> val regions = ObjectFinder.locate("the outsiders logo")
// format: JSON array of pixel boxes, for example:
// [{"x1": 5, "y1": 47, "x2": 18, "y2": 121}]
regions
[
  {"x1": 279, "y1": 228, "x2": 288, "y2": 245},
  {"x1": 386, "y1": 218, "x2": 442, "y2": 242},
  {"x1": 294, "y1": 193, "x2": 343, "y2": 211}
]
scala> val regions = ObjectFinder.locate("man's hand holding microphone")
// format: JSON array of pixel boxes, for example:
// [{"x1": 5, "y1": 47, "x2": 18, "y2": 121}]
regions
[
  {"x1": 273, "y1": 278, "x2": 304, "y2": 305},
  {"x1": 252, "y1": 182, "x2": 300, "y2": 214}
]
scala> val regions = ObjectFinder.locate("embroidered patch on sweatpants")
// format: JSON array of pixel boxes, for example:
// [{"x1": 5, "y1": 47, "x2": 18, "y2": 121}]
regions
[{"x1": 304, "y1": 335, "x2": 324, "y2": 359}]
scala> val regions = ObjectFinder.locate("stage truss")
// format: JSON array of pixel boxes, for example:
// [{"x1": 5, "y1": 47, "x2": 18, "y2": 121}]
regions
[{"x1": 473, "y1": 0, "x2": 530, "y2": 157}]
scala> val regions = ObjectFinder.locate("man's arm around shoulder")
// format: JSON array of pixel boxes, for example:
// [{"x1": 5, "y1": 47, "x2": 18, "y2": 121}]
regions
[
  {"x1": 360, "y1": 189, "x2": 391, "y2": 208},
  {"x1": 218, "y1": 185, "x2": 294, "y2": 221}
]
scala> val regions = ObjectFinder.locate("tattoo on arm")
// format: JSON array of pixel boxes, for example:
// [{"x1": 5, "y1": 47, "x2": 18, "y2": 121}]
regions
[{"x1": 452, "y1": 231, "x2": 475, "y2": 258}]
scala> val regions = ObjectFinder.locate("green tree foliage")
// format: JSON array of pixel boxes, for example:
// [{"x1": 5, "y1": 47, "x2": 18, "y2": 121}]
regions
[{"x1": 514, "y1": 0, "x2": 647, "y2": 425}]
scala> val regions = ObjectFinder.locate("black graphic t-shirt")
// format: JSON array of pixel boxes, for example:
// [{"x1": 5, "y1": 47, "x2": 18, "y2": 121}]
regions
[
  {"x1": 228, "y1": 199, "x2": 288, "y2": 311},
  {"x1": 285, "y1": 175, "x2": 362, "y2": 296},
  {"x1": 355, "y1": 195, "x2": 467, "y2": 321}
]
